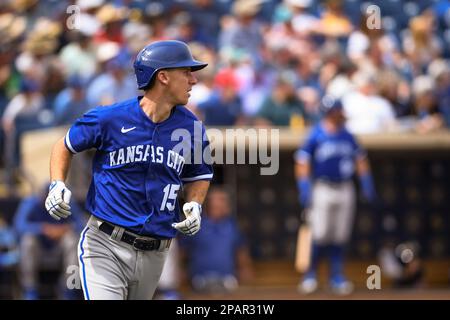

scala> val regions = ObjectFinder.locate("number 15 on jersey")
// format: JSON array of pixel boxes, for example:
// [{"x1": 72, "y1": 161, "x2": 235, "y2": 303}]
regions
[{"x1": 161, "y1": 184, "x2": 180, "y2": 211}]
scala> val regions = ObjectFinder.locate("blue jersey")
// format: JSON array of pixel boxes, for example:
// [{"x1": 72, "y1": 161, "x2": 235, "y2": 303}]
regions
[
  {"x1": 179, "y1": 215, "x2": 245, "y2": 278},
  {"x1": 295, "y1": 123, "x2": 365, "y2": 182},
  {"x1": 64, "y1": 96, "x2": 213, "y2": 239}
]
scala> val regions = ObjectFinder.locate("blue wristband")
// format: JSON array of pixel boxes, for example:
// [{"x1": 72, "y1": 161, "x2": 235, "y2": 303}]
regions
[
  {"x1": 360, "y1": 174, "x2": 376, "y2": 202},
  {"x1": 297, "y1": 178, "x2": 312, "y2": 208}
]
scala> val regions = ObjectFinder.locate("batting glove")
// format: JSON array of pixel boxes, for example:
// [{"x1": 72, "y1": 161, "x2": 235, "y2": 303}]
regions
[
  {"x1": 172, "y1": 201, "x2": 202, "y2": 236},
  {"x1": 45, "y1": 180, "x2": 72, "y2": 221}
]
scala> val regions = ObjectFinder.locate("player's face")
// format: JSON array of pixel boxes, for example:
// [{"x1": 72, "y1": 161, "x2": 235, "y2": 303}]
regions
[
  {"x1": 165, "y1": 67, "x2": 198, "y2": 105},
  {"x1": 330, "y1": 109, "x2": 346, "y2": 126},
  {"x1": 206, "y1": 190, "x2": 231, "y2": 220}
]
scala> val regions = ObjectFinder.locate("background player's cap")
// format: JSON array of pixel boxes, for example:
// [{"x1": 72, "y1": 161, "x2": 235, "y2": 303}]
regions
[
  {"x1": 320, "y1": 95, "x2": 342, "y2": 113},
  {"x1": 133, "y1": 40, "x2": 208, "y2": 90},
  {"x1": 319, "y1": 95, "x2": 343, "y2": 116}
]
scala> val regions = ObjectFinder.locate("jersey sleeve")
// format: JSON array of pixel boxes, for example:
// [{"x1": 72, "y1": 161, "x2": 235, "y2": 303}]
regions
[
  {"x1": 294, "y1": 129, "x2": 317, "y2": 164},
  {"x1": 180, "y1": 123, "x2": 213, "y2": 183},
  {"x1": 64, "y1": 107, "x2": 102, "y2": 154}
]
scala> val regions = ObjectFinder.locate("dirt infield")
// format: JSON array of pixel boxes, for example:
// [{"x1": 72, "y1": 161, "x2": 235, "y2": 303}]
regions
[{"x1": 179, "y1": 259, "x2": 450, "y2": 300}]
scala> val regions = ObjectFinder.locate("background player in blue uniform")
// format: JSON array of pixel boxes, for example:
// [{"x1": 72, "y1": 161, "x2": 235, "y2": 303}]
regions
[
  {"x1": 294, "y1": 96, "x2": 376, "y2": 295},
  {"x1": 179, "y1": 186, "x2": 253, "y2": 294},
  {"x1": 14, "y1": 182, "x2": 85, "y2": 300},
  {"x1": 44, "y1": 40, "x2": 213, "y2": 300}
]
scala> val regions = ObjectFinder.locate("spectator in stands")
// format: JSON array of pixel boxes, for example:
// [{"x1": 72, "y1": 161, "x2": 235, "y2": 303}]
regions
[
  {"x1": 219, "y1": 0, "x2": 265, "y2": 68},
  {"x1": 411, "y1": 75, "x2": 445, "y2": 134},
  {"x1": 428, "y1": 59, "x2": 450, "y2": 128},
  {"x1": 16, "y1": 18, "x2": 62, "y2": 85},
  {"x1": 316, "y1": 0, "x2": 353, "y2": 38},
  {"x1": 53, "y1": 74, "x2": 90, "y2": 126},
  {"x1": 402, "y1": 13, "x2": 443, "y2": 74},
  {"x1": 94, "y1": 4, "x2": 127, "y2": 45},
  {"x1": 295, "y1": 57, "x2": 322, "y2": 91},
  {"x1": 197, "y1": 68, "x2": 243, "y2": 126},
  {"x1": 171, "y1": 12, "x2": 215, "y2": 49},
  {"x1": 184, "y1": 0, "x2": 225, "y2": 49},
  {"x1": 0, "y1": 13, "x2": 26, "y2": 167},
  {"x1": 287, "y1": 0, "x2": 319, "y2": 35},
  {"x1": 143, "y1": 2, "x2": 170, "y2": 42},
  {"x1": 13, "y1": 183, "x2": 86, "y2": 300},
  {"x1": 297, "y1": 86, "x2": 322, "y2": 125},
  {"x1": 266, "y1": 1, "x2": 316, "y2": 59},
  {"x1": 86, "y1": 47, "x2": 137, "y2": 107},
  {"x1": 376, "y1": 70, "x2": 412, "y2": 118},
  {"x1": 318, "y1": 41, "x2": 345, "y2": 92},
  {"x1": 186, "y1": 60, "x2": 215, "y2": 117},
  {"x1": 325, "y1": 59, "x2": 357, "y2": 100},
  {"x1": 179, "y1": 187, "x2": 253, "y2": 294},
  {"x1": 8, "y1": 0, "x2": 40, "y2": 31},
  {"x1": 2, "y1": 79, "x2": 43, "y2": 135},
  {"x1": 342, "y1": 71, "x2": 398, "y2": 134},
  {"x1": 42, "y1": 59, "x2": 66, "y2": 110},
  {"x1": 1, "y1": 78, "x2": 46, "y2": 178},
  {"x1": 0, "y1": 215, "x2": 19, "y2": 299},
  {"x1": 59, "y1": 30, "x2": 97, "y2": 81},
  {"x1": 0, "y1": 215, "x2": 19, "y2": 269},
  {"x1": 73, "y1": 0, "x2": 103, "y2": 44},
  {"x1": 345, "y1": 10, "x2": 402, "y2": 71},
  {"x1": 255, "y1": 71, "x2": 305, "y2": 127}
]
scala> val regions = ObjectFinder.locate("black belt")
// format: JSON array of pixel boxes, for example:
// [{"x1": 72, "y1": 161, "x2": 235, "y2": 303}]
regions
[{"x1": 99, "y1": 221, "x2": 161, "y2": 251}]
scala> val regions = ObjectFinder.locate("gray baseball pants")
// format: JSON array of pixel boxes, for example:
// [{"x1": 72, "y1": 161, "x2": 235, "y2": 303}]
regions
[
  {"x1": 77, "y1": 216, "x2": 171, "y2": 300},
  {"x1": 308, "y1": 180, "x2": 356, "y2": 245}
]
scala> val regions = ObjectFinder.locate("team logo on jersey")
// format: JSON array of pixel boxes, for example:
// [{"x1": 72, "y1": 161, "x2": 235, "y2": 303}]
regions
[
  {"x1": 109, "y1": 145, "x2": 185, "y2": 174},
  {"x1": 315, "y1": 142, "x2": 354, "y2": 162}
]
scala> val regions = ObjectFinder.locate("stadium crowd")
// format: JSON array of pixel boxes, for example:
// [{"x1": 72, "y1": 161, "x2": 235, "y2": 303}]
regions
[{"x1": 0, "y1": 0, "x2": 449, "y2": 176}]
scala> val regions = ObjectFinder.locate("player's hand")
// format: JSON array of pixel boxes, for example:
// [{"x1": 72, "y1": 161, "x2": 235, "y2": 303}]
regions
[
  {"x1": 45, "y1": 180, "x2": 72, "y2": 221},
  {"x1": 172, "y1": 201, "x2": 202, "y2": 236}
]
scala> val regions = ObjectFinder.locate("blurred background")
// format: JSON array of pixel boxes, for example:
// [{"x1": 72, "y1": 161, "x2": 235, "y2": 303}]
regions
[{"x1": 0, "y1": 0, "x2": 449, "y2": 300}]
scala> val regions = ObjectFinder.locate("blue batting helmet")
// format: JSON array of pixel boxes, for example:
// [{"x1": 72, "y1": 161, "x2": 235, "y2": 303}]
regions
[
  {"x1": 133, "y1": 40, "x2": 208, "y2": 90},
  {"x1": 319, "y1": 95, "x2": 343, "y2": 116}
]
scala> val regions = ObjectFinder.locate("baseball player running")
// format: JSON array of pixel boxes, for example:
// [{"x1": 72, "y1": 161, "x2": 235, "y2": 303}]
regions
[
  {"x1": 45, "y1": 40, "x2": 213, "y2": 300},
  {"x1": 294, "y1": 96, "x2": 376, "y2": 295}
]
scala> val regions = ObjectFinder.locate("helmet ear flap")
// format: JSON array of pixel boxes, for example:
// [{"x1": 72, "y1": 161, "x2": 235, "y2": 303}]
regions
[{"x1": 135, "y1": 66, "x2": 156, "y2": 90}]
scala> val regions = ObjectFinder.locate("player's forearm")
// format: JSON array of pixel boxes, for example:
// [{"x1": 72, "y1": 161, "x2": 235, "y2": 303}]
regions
[
  {"x1": 50, "y1": 137, "x2": 73, "y2": 182},
  {"x1": 183, "y1": 180, "x2": 210, "y2": 205},
  {"x1": 295, "y1": 162, "x2": 311, "y2": 180},
  {"x1": 356, "y1": 157, "x2": 370, "y2": 177}
]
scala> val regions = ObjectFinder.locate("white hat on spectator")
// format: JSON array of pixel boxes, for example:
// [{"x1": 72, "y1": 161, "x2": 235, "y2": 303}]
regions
[
  {"x1": 286, "y1": 0, "x2": 313, "y2": 8},
  {"x1": 412, "y1": 75, "x2": 435, "y2": 96},
  {"x1": 352, "y1": 71, "x2": 376, "y2": 88},
  {"x1": 123, "y1": 22, "x2": 151, "y2": 54},
  {"x1": 428, "y1": 59, "x2": 450, "y2": 80},
  {"x1": 232, "y1": 0, "x2": 267, "y2": 17},
  {"x1": 96, "y1": 41, "x2": 120, "y2": 63},
  {"x1": 76, "y1": 13, "x2": 101, "y2": 36},
  {"x1": 96, "y1": 4, "x2": 128, "y2": 25},
  {"x1": 77, "y1": 0, "x2": 104, "y2": 11}
]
